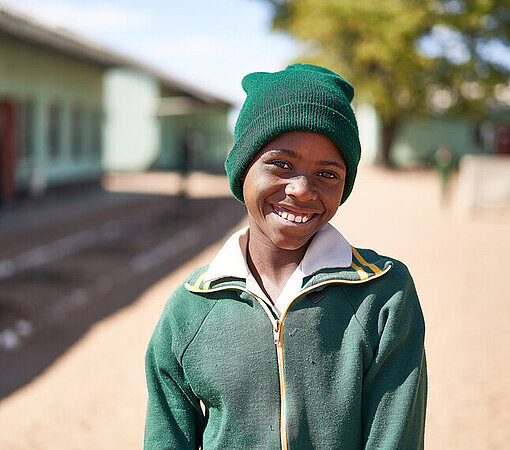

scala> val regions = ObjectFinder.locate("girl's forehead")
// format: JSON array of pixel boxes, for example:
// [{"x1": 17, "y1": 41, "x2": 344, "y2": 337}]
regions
[{"x1": 254, "y1": 132, "x2": 346, "y2": 166}]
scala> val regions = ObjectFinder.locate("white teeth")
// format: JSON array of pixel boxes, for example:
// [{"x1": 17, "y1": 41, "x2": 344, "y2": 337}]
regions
[{"x1": 275, "y1": 207, "x2": 312, "y2": 223}]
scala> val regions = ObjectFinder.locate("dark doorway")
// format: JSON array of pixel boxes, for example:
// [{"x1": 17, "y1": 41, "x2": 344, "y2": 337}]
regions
[{"x1": 0, "y1": 100, "x2": 17, "y2": 205}]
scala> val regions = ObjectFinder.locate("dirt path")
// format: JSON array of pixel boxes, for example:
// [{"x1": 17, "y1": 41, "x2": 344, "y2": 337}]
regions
[{"x1": 0, "y1": 167, "x2": 508, "y2": 449}]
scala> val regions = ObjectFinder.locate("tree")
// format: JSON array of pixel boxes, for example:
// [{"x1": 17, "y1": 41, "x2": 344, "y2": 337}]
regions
[{"x1": 263, "y1": 0, "x2": 510, "y2": 165}]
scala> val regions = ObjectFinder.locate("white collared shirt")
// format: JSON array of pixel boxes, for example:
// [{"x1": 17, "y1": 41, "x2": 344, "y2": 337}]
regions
[{"x1": 204, "y1": 223, "x2": 352, "y2": 317}]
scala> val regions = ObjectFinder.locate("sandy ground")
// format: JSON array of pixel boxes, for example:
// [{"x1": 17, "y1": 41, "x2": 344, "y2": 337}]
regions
[{"x1": 0, "y1": 167, "x2": 509, "y2": 449}]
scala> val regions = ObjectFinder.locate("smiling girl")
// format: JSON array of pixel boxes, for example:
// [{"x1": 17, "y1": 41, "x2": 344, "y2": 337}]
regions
[{"x1": 144, "y1": 64, "x2": 427, "y2": 449}]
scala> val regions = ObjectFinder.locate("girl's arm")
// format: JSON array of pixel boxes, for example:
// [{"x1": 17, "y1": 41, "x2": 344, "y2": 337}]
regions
[
  {"x1": 362, "y1": 270, "x2": 427, "y2": 450},
  {"x1": 144, "y1": 303, "x2": 205, "y2": 450}
]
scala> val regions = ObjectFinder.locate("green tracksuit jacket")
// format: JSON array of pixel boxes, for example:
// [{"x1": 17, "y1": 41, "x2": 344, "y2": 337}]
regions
[{"x1": 144, "y1": 247, "x2": 427, "y2": 449}]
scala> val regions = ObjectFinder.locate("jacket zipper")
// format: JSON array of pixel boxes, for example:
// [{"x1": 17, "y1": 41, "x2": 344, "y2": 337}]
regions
[
  {"x1": 185, "y1": 264, "x2": 392, "y2": 450},
  {"x1": 273, "y1": 320, "x2": 287, "y2": 450}
]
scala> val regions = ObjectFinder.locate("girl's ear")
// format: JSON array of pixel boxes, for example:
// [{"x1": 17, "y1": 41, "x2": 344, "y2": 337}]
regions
[{"x1": 240, "y1": 176, "x2": 245, "y2": 200}]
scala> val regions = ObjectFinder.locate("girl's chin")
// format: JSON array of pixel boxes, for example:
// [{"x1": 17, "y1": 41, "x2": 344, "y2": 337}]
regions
[{"x1": 269, "y1": 233, "x2": 315, "y2": 252}]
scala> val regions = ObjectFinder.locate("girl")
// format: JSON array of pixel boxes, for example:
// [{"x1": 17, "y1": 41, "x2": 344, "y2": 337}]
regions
[{"x1": 144, "y1": 63, "x2": 427, "y2": 449}]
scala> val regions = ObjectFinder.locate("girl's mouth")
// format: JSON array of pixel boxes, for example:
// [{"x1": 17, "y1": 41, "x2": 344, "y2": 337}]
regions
[{"x1": 272, "y1": 205, "x2": 317, "y2": 223}]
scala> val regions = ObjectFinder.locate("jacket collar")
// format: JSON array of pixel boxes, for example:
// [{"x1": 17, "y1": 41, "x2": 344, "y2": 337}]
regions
[
  {"x1": 185, "y1": 225, "x2": 393, "y2": 294},
  {"x1": 203, "y1": 223, "x2": 353, "y2": 285}
]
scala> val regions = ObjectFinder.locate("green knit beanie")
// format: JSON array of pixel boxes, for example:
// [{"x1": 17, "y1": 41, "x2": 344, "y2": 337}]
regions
[{"x1": 225, "y1": 63, "x2": 361, "y2": 205}]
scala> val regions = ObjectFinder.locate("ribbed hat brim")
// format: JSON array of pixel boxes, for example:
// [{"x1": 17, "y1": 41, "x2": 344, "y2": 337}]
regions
[{"x1": 226, "y1": 101, "x2": 360, "y2": 204}]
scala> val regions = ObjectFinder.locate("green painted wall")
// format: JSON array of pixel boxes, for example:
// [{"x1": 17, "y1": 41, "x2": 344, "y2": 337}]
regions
[
  {"x1": 158, "y1": 109, "x2": 232, "y2": 173},
  {"x1": 391, "y1": 116, "x2": 486, "y2": 167},
  {"x1": 0, "y1": 34, "x2": 104, "y2": 193},
  {"x1": 103, "y1": 68, "x2": 160, "y2": 171}
]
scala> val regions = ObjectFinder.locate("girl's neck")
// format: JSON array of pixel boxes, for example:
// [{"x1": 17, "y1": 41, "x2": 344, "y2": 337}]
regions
[{"x1": 246, "y1": 229, "x2": 310, "y2": 303}]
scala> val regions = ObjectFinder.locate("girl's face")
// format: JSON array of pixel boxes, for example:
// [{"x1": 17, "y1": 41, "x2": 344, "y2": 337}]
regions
[{"x1": 242, "y1": 131, "x2": 346, "y2": 252}]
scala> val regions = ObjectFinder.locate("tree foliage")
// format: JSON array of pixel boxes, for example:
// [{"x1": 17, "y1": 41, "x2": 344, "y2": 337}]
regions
[{"x1": 263, "y1": 0, "x2": 510, "y2": 162}]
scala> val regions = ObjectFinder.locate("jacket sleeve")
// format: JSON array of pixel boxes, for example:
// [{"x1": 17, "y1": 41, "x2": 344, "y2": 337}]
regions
[
  {"x1": 144, "y1": 300, "x2": 205, "y2": 450},
  {"x1": 362, "y1": 268, "x2": 427, "y2": 450}
]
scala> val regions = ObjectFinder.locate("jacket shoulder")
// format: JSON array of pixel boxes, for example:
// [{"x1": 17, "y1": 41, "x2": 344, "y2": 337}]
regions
[
  {"x1": 184, "y1": 264, "x2": 210, "y2": 286},
  {"x1": 150, "y1": 264, "x2": 215, "y2": 362},
  {"x1": 353, "y1": 246, "x2": 413, "y2": 282},
  {"x1": 344, "y1": 247, "x2": 423, "y2": 342}
]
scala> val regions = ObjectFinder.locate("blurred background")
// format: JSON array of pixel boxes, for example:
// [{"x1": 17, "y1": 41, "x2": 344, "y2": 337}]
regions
[{"x1": 0, "y1": 0, "x2": 509, "y2": 448}]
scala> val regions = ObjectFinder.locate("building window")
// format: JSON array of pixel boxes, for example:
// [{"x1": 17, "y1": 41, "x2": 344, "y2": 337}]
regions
[
  {"x1": 71, "y1": 105, "x2": 83, "y2": 159},
  {"x1": 17, "y1": 99, "x2": 34, "y2": 160},
  {"x1": 48, "y1": 102, "x2": 62, "y2": 159}
]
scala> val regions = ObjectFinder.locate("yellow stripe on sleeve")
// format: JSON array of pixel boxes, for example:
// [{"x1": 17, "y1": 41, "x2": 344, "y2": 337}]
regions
[
  {"x1": 194, "y1": 271, "x2": 206, "y2": 288},
  {"x1": 351, "y1": 246, "x2": 382, "y2": 274},
  {"x1": 350, "y1": 261, "x2": 369, "y2": 280}
]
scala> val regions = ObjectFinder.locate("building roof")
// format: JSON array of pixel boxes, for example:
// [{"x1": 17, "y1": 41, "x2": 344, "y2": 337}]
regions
[{"x1": 0, "y1": 3, "x2": 231, "y2": 108}]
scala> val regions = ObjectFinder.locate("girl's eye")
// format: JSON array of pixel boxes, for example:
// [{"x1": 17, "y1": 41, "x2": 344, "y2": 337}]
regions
[
  {"x1": 271, "y1": 160, "x2": 291, "y2": 169},
  {"x1": 318, "y1": 171, "x2": 338, "y2": 179}
]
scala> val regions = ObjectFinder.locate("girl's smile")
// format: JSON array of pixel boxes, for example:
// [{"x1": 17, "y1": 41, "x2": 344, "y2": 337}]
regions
[{"x1": 272, "y1": 204, "x2": 317, "y2": 223}]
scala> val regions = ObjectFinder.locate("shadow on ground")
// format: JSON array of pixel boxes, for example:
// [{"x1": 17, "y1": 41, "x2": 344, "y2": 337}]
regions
[{"x1": 0, "y1": 192, "x2": 246, "y2": 399}]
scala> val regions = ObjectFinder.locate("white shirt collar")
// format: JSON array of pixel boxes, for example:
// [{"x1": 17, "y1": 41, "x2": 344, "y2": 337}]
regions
[{"x1": 204, "y1": 222, "x2": 352, "y2": 284}]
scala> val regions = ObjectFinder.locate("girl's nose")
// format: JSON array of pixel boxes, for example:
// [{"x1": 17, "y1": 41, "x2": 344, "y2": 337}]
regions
[{"x1": 285, "y1": 175, "x2": 317, "y2": 201}]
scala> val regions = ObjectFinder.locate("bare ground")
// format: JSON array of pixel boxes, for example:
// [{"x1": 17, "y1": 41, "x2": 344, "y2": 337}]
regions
[{"x1": 0, "y1": 167, "x2": 508, "y2": 449}]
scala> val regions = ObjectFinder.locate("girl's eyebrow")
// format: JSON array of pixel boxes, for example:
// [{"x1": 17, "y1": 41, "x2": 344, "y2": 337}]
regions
[
  {"x1": 267, "y1": 148, "x2": 346, "y2": 170},
  {"x1": 266, "y1": 148, "x2": 297, "y2": 157},
  {"x1": 319, "y1": 160, "x2": 346, "y2": 170}
]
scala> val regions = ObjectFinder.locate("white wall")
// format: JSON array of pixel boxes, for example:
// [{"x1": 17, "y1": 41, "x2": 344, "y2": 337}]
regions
[{"x1": 355, "y1": 102, "x2": 380, "y2": 165}]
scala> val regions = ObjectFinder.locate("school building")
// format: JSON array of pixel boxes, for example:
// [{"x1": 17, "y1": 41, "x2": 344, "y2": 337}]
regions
[
  {"x1": 357, "y1": 102, "x2": 510, "y2": 168},
  {"x1": 0, "y1": 5, "x2": 232, "y2": 205}
]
